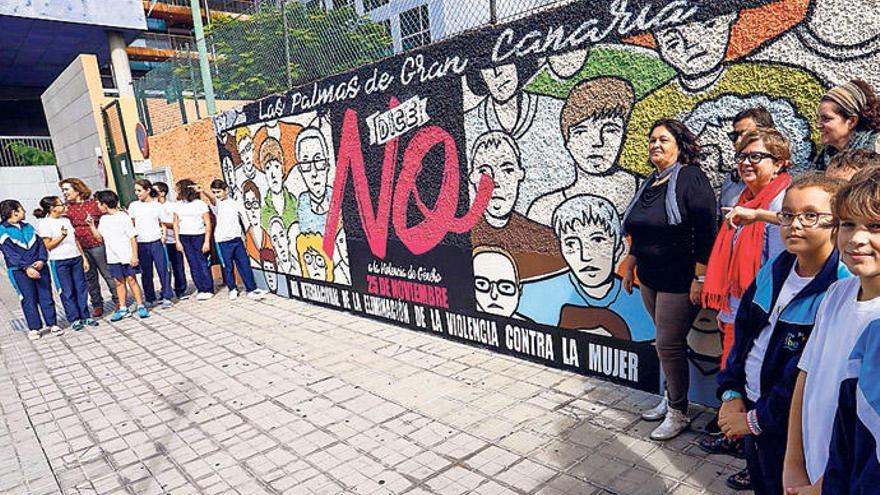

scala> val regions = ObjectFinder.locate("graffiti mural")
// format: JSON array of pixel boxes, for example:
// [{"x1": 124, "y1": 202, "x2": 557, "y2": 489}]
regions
[{"x1": 215, "y1": 0, "x2": 877, "y2": 397}]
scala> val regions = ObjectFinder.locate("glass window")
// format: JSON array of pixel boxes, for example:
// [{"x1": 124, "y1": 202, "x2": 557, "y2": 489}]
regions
[{"x1": 399, "y1": 5, "x2": 430, "y2": 50}]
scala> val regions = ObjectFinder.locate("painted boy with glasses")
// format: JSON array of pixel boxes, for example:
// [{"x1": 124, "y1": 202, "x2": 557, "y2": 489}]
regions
[
  {"x1": 517, "y1": 194, "x2": 654, "y2": 341},
  {"x1": 716, "y1": 173, "x2": 849, "y2": 495},
  {"x1": 295, "y1": 127, "x2": 333, "y2": 235},
  {"x1": 472, "y1": 246, "x2": 529, "y2": 320}
]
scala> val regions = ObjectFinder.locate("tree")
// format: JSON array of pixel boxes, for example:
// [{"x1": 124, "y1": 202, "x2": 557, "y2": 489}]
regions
[{"x1": 205, "y1": 3, "x2": 392, "y2": 100}]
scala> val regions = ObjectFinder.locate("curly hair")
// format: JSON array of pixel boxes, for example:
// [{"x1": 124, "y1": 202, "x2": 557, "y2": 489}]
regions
[
  {"x1": 58, "y1": 178, "x2": 92, "y2": 200},
  {"x1": 823, "y1": 79, "x2": 880, "y2": 133},
  {"x1": 649, "y1": 119, "x2": 701, "y2": 167}
]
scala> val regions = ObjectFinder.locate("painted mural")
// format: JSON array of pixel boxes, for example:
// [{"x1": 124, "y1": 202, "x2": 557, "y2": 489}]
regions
[{"x1": 214, "y1": 0, "x2": 876, "y2": 396}]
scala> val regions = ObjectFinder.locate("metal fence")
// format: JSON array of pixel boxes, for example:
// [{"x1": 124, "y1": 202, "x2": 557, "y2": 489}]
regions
[
  {"x1": 134, "y1": 0, "x2": 563, "y2": 134},
  {"x1": 0, "y1": 136, "x2": 56, "y2": 167}
]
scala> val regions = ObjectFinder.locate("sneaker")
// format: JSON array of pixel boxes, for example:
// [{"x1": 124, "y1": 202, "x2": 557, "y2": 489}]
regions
[
  {"x1": 49, "y1": 325, "x2": 63, "y2": 336},
  {"x1": 641, "y1": 394, "x2": 668, "y2": 421},
  {"x1": 72, "y1": 320, "x2": 85, "y2": 331},
  {"x1": 28, "y1": 330, "x2": 41, "y2": 340},
  {"x1": 650, "y1": 408, "x2": 690, "y2": 441},
  {"x1": 178, "y1": 293, "x2": 191, "y2": 301},
  {"x1": 726, "y1": 467, "x2": 752, "y2": 491},
  {"x1": 85, "y1": 318, "x2": 99, "y2": 327},
  {"x1": 92, "y1": 307, "x2": 104, "y2": 318},
  {"x1": 136, "y1": 305, "x2": 150, "y2": 319},
  {"x1": 160, "y1": 299, "x2": 173, "y2": 309},
  {"x1": 247, "y1": 290, "x2": 266, "y2": 300},
  {"x1": 110, "y1": 308, "x2": 131, "y2": 322},
  {"x1": 196, "y1": 292, "x2": 214, "y2": 301},
  {"x1": 228, "y1": 289, "x2": 239, "y2": 301}
]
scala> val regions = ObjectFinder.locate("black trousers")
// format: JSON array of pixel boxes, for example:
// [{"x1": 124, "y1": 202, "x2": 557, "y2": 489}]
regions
[{"x1": 744, "y1": 432, "x2": 786, "y2": 495}]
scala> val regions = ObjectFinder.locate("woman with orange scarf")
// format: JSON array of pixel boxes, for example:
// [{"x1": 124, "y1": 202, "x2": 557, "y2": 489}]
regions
[{"x1": 703, "y1": 128, "x2": 792, "y2": 366}]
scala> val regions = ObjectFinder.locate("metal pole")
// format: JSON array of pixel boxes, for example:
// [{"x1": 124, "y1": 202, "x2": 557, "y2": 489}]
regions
[
  {"x1": 489, "y1": 0, "x2": 496, "y2": 24},
  {"x1": 280, "y1": 0, "x2": 292, "y2": 90},
  {"x1": 190, "y1": 0, "x2": 217, "y2": 114}
]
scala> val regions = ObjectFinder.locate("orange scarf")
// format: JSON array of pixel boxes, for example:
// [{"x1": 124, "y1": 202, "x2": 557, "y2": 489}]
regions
[{"x1": 702, "y1": 173, "x2": 791, "y2": 313}]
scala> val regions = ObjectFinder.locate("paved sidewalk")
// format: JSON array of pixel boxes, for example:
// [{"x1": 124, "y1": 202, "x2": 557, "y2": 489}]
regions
[{"x1": 0, "y1": 277, "x2": 747, "y2": 495}]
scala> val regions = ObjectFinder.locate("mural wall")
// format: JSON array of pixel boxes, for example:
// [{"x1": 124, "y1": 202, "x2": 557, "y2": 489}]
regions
[{"x1": 213, "y1": 0, "x2": 878, "y2": 397}]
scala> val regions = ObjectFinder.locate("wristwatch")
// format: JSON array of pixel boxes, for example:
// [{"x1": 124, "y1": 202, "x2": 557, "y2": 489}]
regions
[{"x1": 722, "y1": 390, "x2": 743, "y2": 402}]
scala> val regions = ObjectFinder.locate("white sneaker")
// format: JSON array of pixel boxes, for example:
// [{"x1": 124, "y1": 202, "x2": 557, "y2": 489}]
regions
[
  {"x1": 49, "y1": 325, "x2": 64, "y2": 336},
  {"x1": 650, "y1": 408, "x2": 690, "y2": 441},
  {"x1": 247, "y1": 291, "x2": 266, "y2": 300},
  {"x1": 641, "y1": 394, "x2": 668, "y2": 421},
  {"x1": 28, "y1": 330, "x2": 41, "y2": 340},
  {"x1": 228, "y1": 289, "x2": 239, "y2": 301},
  {"x1": 196, "y1": 292, "x2": 214, "y2": 301}
]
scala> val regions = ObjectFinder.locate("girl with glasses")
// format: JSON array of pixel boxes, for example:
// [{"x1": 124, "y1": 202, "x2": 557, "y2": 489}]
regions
[{"x1": 33, "y1": 196, "x2": 97, "y2": 331}]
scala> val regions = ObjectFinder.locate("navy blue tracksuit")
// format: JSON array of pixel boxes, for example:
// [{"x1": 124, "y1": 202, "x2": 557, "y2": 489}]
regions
[
  {"x1": 165, "y1": 242, "x2": 187, "y2": 297},
  {"x1": 217, "y1": 238, "x2": 257, "y2": 292},
  {"x1": 137, "y1": 239, "x2": 173, "y2": 302},
  {"x1": 1, "y1": 221, "x2": 57, "y2": 330},
  {"x1": 49, "y1": 257, "x2": 89, "y2": 322},
  {"x1": 822, "y1": 320, "x2": 880, "y2": 494},
  {"x1": 718, "y1": 251, "x2": 850, "y2": 495},
  {"x1": 179, "y1": 234, "x2": 213, "y2": 293}
]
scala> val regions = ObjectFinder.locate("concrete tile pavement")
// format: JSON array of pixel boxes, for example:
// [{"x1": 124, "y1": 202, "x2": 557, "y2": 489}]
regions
[{"x1": 0, "y1": 273, "x2": 748, "y2": 494}]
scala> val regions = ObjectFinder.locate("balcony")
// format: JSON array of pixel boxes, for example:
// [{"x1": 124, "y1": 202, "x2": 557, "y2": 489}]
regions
[
  {"x1": 143, "y1": 0, "x2": 255, "y2": 24},
  {"x1": 127, "y1": 32, "x2": 202, "y2": 62}
]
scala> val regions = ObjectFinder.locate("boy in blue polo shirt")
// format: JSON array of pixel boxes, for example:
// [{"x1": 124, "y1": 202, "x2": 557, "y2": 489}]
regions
[{"x1": 716, "y1": 173, "x2": 849, "y2": 495}]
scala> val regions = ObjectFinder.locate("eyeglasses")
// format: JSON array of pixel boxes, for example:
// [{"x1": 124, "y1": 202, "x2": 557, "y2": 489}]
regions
[
  {"x1": 243, "y1": 200, "x2": 260, "y2": 209},
  {"x1": 474, "y1": 276, "x2": 517, "y2": 296},
  {"x1": 735, "y1": 151, "x2": 777, "y2": 165},
  {"x1": 303, "y1": 251, "x2": 326, "y2": 268},
  {"x1": 299, "y1": 158, "x2": 328, "y2": 173},
  {"x1": 776, "y1": 211, "x2": 835, "y2": 227}
]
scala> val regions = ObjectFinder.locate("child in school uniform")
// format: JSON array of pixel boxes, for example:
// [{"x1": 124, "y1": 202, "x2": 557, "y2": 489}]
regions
[
  {"x1": 33, "y1": 196, "x2": 97, "y2": 331},
  {"x1": 129, "y1": 179, "x2": 173, "y2": 309},
  {"x1": 784, "y1": 166, "x2": 880, "y2": 493},
  {"x1": 86, "y1": 190, "x2": 150, "y2": 322},
  {"x1": 153, "y1": 182, "x2": 188, "y2": 299},
  {"x1": 200, "y1": 179, "x2": 266, "y2": 301},
  {"x1": 0, "y1": 200, "x2": 62, "y2": 340},
  {"x1": 173, "y1": 179, "x2": 214, "y2": 301},
  {"x1": 715, "y1": 173, "x2": 849, "y2": 495}
]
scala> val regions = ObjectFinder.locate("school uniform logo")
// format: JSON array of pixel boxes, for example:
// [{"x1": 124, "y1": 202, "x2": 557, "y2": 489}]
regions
[{"x1": 783, "y1": 331, "x2": 806, "y2": 351}]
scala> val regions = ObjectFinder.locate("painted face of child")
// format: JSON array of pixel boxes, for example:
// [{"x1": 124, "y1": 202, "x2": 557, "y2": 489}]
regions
[
  {"x1": 779, "y1": 186, "x2": 835, "y2": 256},
  {"x1": 473, "y1": 251, "x2": 520, "y2": 317},
  {"x1": 303, "y1": 247, "x2": 327, "y2": 280},
  {"x1": 243, "y1": 190, "x2": 260, "y2": 228},
  {"x1": 469, "y1": 140, "x2": 524, "y2": 221},
  {"x1": 262, "y1": 261, "x2": 278, "y2": 292},
  {"x1": 567, "y1": 115, "x2": 625, "y2": 175},
  {"x1": 560, "y1": 220, "x2": 620, "y2": 289},
  {"x1": 269, "y1": 220, "x2": 291, "y2": 271},
  {"x1": 480, "y1": 64, "x2": 518, "y2": 103},
  {"x1": 297, "y1": 136, "x2": 329, "y2": 199},
  {"x1": 265, "y1": 159, "x2": 284, "y2": 194},
  {"x1": 238, "y1": 135, "x2": 255, "y2": 175},
  {"x1": 655, "y1": 14, "x2": 736, "y2": 77}
]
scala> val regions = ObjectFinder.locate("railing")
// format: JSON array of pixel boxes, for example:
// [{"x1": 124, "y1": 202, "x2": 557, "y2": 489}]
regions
[
  {"x1": 131, "y1": 32, "x2": 198, "y2": 52},
  {"x1": 0, "y1": 136, "x2": 56, "y2": 167},
  {"x1": 150, "y1": 0, "x2": 258, "y2": 15}
]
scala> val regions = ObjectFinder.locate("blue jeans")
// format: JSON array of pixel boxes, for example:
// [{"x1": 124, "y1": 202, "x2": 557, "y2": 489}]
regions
[
  {"x1": 216, "y1": 238, "x2": 257, "y2": 292},
  {"x1": 137, "y1": 240, "x2": 173, "y2": 302},
  {"x1": 165, "y1": 242, "x2": 187, "y2": 297},
  {"x1": 8, "y1": 266, "x2": 57, "y2": 330},
  {"x1": 49, "y1": 257, "x2": 89, "y2": 322},
  {"x1": 179, "y1": 234, "x2": 213, "y2": 294}
]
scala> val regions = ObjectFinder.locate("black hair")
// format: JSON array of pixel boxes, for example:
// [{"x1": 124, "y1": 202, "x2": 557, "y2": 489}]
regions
[
  {"x1": 153, "y1": 181, "x2": 169, "y2": 196},
  {"x1": 135, "y1": 179, "x2": 159, "y2": 198},
  {"x1": 649, "y1": 118, "x2": 702, "y2": 167},
  {"x1": 210, "y1": 179, "x2": 229, "y2": 190},
  {"x1": 465, "y1": 58, "x2": 542, "y2": 99},
  {"x1": 0, "y1": 199, "x2": 23, "y2": 222},
  {"x1": 733, "y1": 106, "x2": 775, "y2": 129},
  {"x1": 175, "y1": 179, "x2": 200, "y2": 202},
  {"x1": 94, "y1": 190, "x2": 119, "y2": 209},
  {"x1": 33, "y1": 195, "x2": 62, "y2": 219}
]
